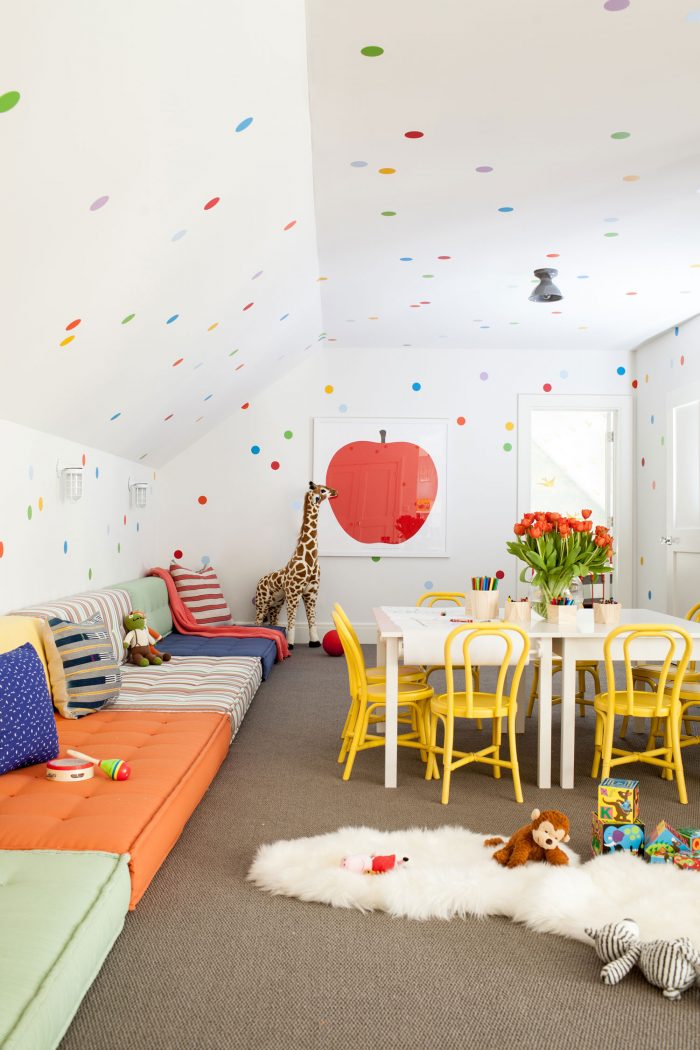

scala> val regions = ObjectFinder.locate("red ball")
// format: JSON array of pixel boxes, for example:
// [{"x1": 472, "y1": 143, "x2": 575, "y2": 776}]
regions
[{"x1": 322, "y1": 630, "x2": 343, "y2": 656}]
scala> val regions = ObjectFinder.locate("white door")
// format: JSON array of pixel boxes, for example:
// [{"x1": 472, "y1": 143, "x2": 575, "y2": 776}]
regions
[{"x1": 666, "y1": 383, "x2": 700, "y2": 617}]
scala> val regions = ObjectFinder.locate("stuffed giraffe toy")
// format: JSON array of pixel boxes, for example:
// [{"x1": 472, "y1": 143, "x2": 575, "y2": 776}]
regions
[{"x1": 254, "y1": 481, "x2": 337, "y2": 649}]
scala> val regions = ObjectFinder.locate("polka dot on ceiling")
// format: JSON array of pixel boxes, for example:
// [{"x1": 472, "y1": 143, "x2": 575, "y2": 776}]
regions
[
  {"x1": 404, "y1": 130, "x2": 423, "y2": 139},
  {"x1": 59, "y1": 336, "x2": 74, "y2": 347},
  {"x1": 235, "y1": 116, "x2": 253, "y2": 132},
  {"x1": 324, "y1": 385, "x2": 334, "y2": 394},
  {"x1": 172, "y1": 229, "x2": 187, "y2": 241},
  {"x1": 90, "y1": 196, "x2": 109, "y2": 211},
  {"x1": 121, "y1": 314, "x2": 135, "y2": 324},
  {"x1": 479, "y1": 371, "x2": 488, "y2": 381},
  {"x1": 350, "y1": 161, "x2": 368, "y2": 167},
  {"x1": 623, "y1": 174, "x2": 640, "y2": 181},
  {"x1": 283, "y1": 220, "x2": 297, "y2": 230},
  {"x1": 270, "y1": 461, "x2": 280, "y2": 471},
  {"x1": 66, "y1": 319, "x2": 81, "y2": 331},
  {"x1": 284, "y1": 430, "x2": 293, "y2": 440},
  {"x1": 498, "y1": 206, "x2": 514, "y2": 212},
  {"x1": 378, "y1": 168, "x2": 396, "y2": 175},
  {"x1": 456, "y1": 416, "x2": 466, "y2": 426},
  {"x1": 503, "y1": 443, "x2": 513, "y2": 452},
  {"x1": 381, "y1": 211, "x2": 396, "y2": 217},
  {"x1": 475, "y1": 166, "x2": 493, "y2": 173},
  {"x1": 361, "y1": 45, "x2": 384, "y2": 57},
  {"x1": 412, "y1": 382, "x2": 421, "y2": 391},
  {"x1": 611, "y1": 131, "x2": 631, "y2": 139},
  {"x1": 203, "y1": 197, "x2": 220, "y2": 210},
  {"x1": 197, "y1": 495, "x2": 208, "y2": 505},
  {"x1": 241, "y1": 402, "x2": 250, "y2": 410},
  {"x1": 400, "y1": 257, "x2": 413, "y2": 262},
  {"x1": 604, "y1": 0, "x2": 630, "y2": 10},
  {"x1": 617, "y1": 366, "x2": 626, "y2": 375},
  {"x1": 166, "y1": 314, "x2": 179, "y2": 324},
  {"x1": 251, "y1": 445, "x2": 261, "y2": 455}
]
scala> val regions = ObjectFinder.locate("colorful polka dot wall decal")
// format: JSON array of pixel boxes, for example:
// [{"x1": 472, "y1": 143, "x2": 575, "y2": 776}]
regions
[
  {"x1": 197, "y1": 495, "x2": 208, "y2": 505},
  {"x1": 166, "y1": 314, "x2": 179, "y2": 324},
  {"x1": 38, "y1": 497, "x2": 43, "y2": 511},
  {"x1": 617, "y1": 366, "x2": 626, "y2": 375},
  {"x1": 378, "y1": 168, "x2": 396, "y2": 175},
  {"x1": 622, "y1": 174, "x2": 640, "y2": 181},
  {"x1": 243, "y1": 302, "x2": 254, "y2": 311},
  {"x1": 381, "y1": 211, "x2": 396, "y2": 217},
  {"x1": 350, "y1": 160, "x2": 368, "y2": 167},
  {"x1": 283, "y1": 220, "x2": 297, "y2": 232},
  {"x1": 543, "y1": 383, "x2": 552, "y2": 392},
  {"x1": 610, "y1": 131, "x2": 631, "y2": 139},
  {"x1": 27, "y1": 505, "x2": 32, "y2": 521},
  {"x1": 173, "y1": 358, "x2": 184, "y2": 367},
  {"x1": 241, "y1": 402, "x2": 250, "y2": 410},
  {"x1": 456, "y1": 416, "x2": 466, "y2": 425},
  {"x1": 66, "y1": 319, "x2": 81, "y2": 331},
  {"x1": 479, "y1": 371, "x2": 488, "y2": 381},
  {"x1": 423, "y1": 581, "x2": 433, "y2": 590},
  {"x1": 505, "y1": 421, "x2": 515, "y2": 431},
  {"x1": 404, "y1": 130, "x2": 423, "y2": 139},
  {"x1": 164, "y1": 413, "x2": 174, "y2": 421},
  {"x1": 560, "y1": 369, "x2": 569, "y2": 379},
  {"x1": 59, "y1": 336, "x2": 75, "y2": 347},
  {"x1": 235, "y1": 116, "x2": 253, "y2": 132},
  {"x1": 498, "y1": 206, "x2": 514, "y2": 212},
  {"x1": 503, "y1": 443, "x2": 512, "y2": 452},
  {"x1": 632, "y1": 379, "x2": 638, "y2": 389},
  {"x1": 207, "y1": 322, "x2": 219, "y2": 331},
  {"x1": 475, "y1": 166, "x2": 493, "y2": 173},
  {"x1": 0, "y1": 90, "x2": 20, "y2": 113},
  {"x1": 95, "y1": 467, "x2": 99, "y2": 478},
  {"x1": 686, "y1": 10, "x2": 700, "y2": 20},
  {"x1": 201, "y1": 555, "x2": 211, "y2": 567},
  {"x1": 400, "y1": 257, "x2": 413, "y2": 262},
  {"x1": 88, "y1": 568, "x2": 93, "y2": 581},
  {"x1": 284, "y1": 430, "x2": 293, "y2": 439},
  {"x1": 204, "y1": 197, "x2": 220, "y2": 210},
  {"x1": 251, "y1": 445, "x2": 260, "y2": 455},
  {"x1": 110, "y1": 412, "x2": 122, "y2": 421},
  {"x1": 251, "y1": 270, "x2": 263, "y2": 280},
  {"x1": 411, "y1": 382, "x2": 421, "y2": 391},
  {"x1": 173, "y1": 549, "x2": 183, "y2": 560},
  {"x1": 339, "y1": 404, "x2": 348, "y2": 413},
  {"x1": 361, "y1": 45, "x2": 384, "y2": 56},
  {"x1": 641, "y1": 457, "x2": 645, "y2": 466},
  {"x1": 90, "y1": 196, "x2": 109, "y2": 211},
  {"x1": 604, "y1": 232, "x2": 619, "y2": 238},
  {"x1": 172, "y1": 229, "x2": 187, "y2": 241},
  {"x1": 371, "y1": 556, "x2": 381, "y2": 562},
  {"x1": 279, "y1": 313, "x2": 289, "y2": 321},
  {"x1": 604, "y1": 0, "x2": 630, "y2": 9},
  {"x1": 63, "y1": 541, "x2": 68, "y2": 554},
  {"x1": 324, "y1": 384, "x2": 334, "y2": 394},
  {"x1": 121, "y1": 314, "x2": 135, "y2": 324},
  {"x1": 270, "y1": 461, "x2": 280, "y2": 471},
  {"x1": 204, "y1": 394, "x2": 213, "y2": 401},
  {"x1": 0, "y1": 539, "x2": 5, "y2": 558}
]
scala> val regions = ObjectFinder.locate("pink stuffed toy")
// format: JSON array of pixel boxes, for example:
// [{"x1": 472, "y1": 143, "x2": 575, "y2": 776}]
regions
[{"x1": 340, "y1": 853, "x2": 408, "y2": 874}]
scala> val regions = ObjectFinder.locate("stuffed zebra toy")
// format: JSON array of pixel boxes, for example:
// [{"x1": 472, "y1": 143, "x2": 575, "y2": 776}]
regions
[{"x1": 586, "y1": 919, "x2": 700, "y2": 1000}]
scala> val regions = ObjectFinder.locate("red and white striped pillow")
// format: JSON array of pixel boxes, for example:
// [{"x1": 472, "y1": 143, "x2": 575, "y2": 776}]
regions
[{"x1": 169, "y1": 563, "x2": 233, "y2": 627}]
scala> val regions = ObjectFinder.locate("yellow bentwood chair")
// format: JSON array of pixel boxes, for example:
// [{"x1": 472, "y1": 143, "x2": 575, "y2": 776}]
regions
[
  {"x1": 425, "y1": 623, "x2": 529, "y2": 805},
  {"x1": 333, "y1": 604, "x2": 427, "y2": 685},
  {"x1": 333, "y1": 611, "x2": 434, "y2": 780},
  {"x1": 591, "y1": 625, "x2": 693, "y2": 804},
  {"x1": 416, "y1": 592, "x2": 466, "y2": 608},
  {"x1": 527, "y1": 658, "x2": 601, "y2": 719}
]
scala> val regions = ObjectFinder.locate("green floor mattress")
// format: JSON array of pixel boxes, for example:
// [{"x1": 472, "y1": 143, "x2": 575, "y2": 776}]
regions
[{"x1": 0, "y1": 850, "x2": 130, "y2": 1050}]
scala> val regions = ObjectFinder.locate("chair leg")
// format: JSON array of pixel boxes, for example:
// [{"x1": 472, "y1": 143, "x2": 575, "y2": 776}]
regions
[
  {"x1": 508, "y1": 709, "x2": 524, "y2": 804},
  {"x1": 441, "y1": 719, "x2": 454, "y2": 805},
  {"x1": 527, "y1": 664, "x2": 539, "y2": 718},
  {"x1": 591, "y1": 712, "x2": 604, "y2": 778},
  {"x1": 670, "y1": 713, "x2": 688, "y2": 805},
  {"x1": 662, "y1": 721, "x2": 674, "y2": 782},
  {"x1": 645, "y1": 717, "x2": 659, "y2": 752},
  {"x1": 600, "y1": 710, "x2": 616, "y2": 781},
  {"x1": 619, "y1": 716, "x2": 629, "y2": 740},
  {"x1": 491, "y1": 716, "x2": 502, "y2": 779},
  {"x1": 342, "y1": 706, "x2": 369, "y2": 782},
  {"x1": 425, "y1": 713, "x2": 438, "y2": 780},
  {"x1": 338, "y1": 697, "x2": 359, "y2": 763}
]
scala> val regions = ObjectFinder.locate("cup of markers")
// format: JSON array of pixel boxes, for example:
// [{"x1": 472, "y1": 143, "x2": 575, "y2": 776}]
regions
[
  {"x1": 504, "y1": 596, "x2": 531, "y2": 625},
  {"x1": 546, "y1": 595, "x2": 578, "y2": 625},
  {"x1": 471, "y1": 576, "x2": 499, "y2": 621}
]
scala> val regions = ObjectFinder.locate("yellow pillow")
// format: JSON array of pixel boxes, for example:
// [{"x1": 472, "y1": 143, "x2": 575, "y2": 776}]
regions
[{"x1": 0, "y1": 616, "x2": 50, "y2": 685}]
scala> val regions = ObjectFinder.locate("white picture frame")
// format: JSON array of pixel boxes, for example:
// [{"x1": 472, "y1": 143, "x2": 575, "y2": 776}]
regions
[{"x1": 312, "y1": 417, "x2": 448, "y2": 557}]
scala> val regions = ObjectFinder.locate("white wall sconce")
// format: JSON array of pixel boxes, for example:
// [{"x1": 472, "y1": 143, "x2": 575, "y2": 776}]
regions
[
  {"x1": 57, "y1": 463, "x2": 84, "y2": 502},
  {"x1": 128, "y1": 479, "x2": 149, "y2": 508}
]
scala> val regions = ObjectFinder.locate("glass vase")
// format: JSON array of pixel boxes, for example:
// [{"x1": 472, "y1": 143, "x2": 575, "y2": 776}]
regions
[{"x1": 530, "y1": 578, "x2": 573, "y2": 619}]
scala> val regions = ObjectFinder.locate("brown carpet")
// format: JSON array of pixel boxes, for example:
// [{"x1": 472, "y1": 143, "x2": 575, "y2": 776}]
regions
[{"x1": 60, "y1": 649, "x2": 700, "y2": 1050}]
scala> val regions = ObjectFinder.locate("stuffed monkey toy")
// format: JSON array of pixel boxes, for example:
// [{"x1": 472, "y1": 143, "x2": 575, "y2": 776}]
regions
[{"x1": 484, "y1": 808, "x2": 571, "y2": 868}]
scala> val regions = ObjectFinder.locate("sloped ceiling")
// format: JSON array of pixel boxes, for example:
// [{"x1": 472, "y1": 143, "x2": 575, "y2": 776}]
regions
[
  {"x1": 1, "y1": 1, "x2": 322, "y2": 466},
  {"x1": 3, "y1": 1, "x2": 700, "y2": 467},
  {"x1": 307, "y1": 0, "x2": 700, "y2": 352}
]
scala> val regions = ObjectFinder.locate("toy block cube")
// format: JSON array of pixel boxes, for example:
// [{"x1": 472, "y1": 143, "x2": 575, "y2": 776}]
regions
[
  {"x1": 643, "y1": 820, "x2": 690, "y2": 864},
  {"x1": 591, "y1": 812, "x2": 644, "y2": 857},
  {"x1": 597, "y1": 778, "x2": 640, "y2": 823},
  {"x1": 673, "y1": 851, "x2": 700, "y2": 872},
  {"x1": 678, "y1": 828, "x2": 700, "y2": 852}
]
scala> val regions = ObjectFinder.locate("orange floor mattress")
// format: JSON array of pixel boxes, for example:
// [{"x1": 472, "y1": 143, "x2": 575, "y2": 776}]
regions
[{"x1": 0, "y1": 709, "x2": 230, "y2": 908}]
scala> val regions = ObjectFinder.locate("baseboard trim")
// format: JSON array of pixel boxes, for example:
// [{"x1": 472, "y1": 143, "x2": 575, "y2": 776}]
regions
[{"x1": 238, "y1": 621, "x2": 377, "y2": 644}]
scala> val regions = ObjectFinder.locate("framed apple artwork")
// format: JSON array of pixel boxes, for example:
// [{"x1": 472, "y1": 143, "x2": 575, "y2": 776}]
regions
[{"x1": 313, "y1": 418, "x2": 448, "y2": 556}]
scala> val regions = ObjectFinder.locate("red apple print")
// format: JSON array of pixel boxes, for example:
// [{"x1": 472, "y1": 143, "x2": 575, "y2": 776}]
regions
[{"x1": 326, "y1": 428, "x2": 438, "y2": 544}]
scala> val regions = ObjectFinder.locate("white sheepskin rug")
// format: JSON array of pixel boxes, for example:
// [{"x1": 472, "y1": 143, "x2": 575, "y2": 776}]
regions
[{"x1": 248, "y1": 825, "x2": 700, "y2": 946}]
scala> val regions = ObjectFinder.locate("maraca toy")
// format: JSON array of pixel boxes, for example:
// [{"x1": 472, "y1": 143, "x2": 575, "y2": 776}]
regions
[{"x1": 67, "y1": 748, "x2": 131, "y2": 781}]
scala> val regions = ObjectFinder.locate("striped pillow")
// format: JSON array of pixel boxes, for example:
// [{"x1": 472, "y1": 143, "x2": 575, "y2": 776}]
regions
[
  {"x1": 41, "y1": 613, "x2": 122, "y2": 718},
  {"x1": 170, "y1": 563, "x2": 233, "y2": 627}
]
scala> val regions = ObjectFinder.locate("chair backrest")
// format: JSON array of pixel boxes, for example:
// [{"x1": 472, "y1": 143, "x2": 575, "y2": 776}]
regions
[
  {"x1": 442, "y1": 623, "x2": 529, "y2": 720},
  {"x1": 333, "y1": 603, "x2": 361, "y2": 650},
  {"x1": 416, "y1": 592, "x2": 465, "y2": 607},
  {"x1": 604, "y1": 625, "x2": 693, "y2": 717},
  {"x1": 332, "y1": 609, "x2": 367, "y2": 701},
  {"x1": 686, "y1": 603, "x2": 700, "y2": 673}
]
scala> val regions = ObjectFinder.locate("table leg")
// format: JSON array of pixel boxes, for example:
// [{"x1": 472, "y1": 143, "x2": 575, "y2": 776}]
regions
[
  {"x1": 384, "y1": 636, "x2": 399, "y2": 788},
  {"x1": 537, "y1": 640, "x2": 552, "y2": 789},
  {"x1": 376, "y1": 630, "x2": 387, "y2": 667},
  {"x1": 560, "y1": 639, "x2": 577, "y2": 789}
]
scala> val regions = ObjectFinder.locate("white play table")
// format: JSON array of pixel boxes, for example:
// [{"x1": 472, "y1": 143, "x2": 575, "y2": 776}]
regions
[{"x1": 373, "y1": 606, "x2": 700, "y2": 790}]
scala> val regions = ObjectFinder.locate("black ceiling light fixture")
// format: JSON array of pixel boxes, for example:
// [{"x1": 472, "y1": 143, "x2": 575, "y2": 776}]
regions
[{"x1": 529, "y1": 268, "x2": 563, "y2": 303}]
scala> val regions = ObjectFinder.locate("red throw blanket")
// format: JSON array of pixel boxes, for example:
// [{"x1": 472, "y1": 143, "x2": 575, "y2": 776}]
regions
[{"x1": 148, "y1": 567, "x2": 289, "y2": 661}]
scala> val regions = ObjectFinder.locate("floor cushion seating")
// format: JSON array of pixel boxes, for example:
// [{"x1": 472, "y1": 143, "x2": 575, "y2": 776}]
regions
[
  {"x1": 0, "y1": 709, "x2": 230, "y2": 908},
  {"x1": 116, "y1": 576, "x2": 283, "y2": 679},
  {"x1": 0, "y1": 849, "x2": 130, "y2": 1050}
]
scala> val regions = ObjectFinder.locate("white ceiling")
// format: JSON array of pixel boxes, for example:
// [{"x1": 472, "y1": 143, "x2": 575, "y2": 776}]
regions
[
  {"x1": 3, "y1": 1, "x2": 700, "y2": 466},
  {"x1": 307, "y1": 0, "x2": 700, "y2": 352}
]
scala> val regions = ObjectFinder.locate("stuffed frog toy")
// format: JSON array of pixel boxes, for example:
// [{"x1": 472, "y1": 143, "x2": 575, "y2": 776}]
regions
[{"x1": 123, "y1": 610, "x2": 172, "y2": 667}]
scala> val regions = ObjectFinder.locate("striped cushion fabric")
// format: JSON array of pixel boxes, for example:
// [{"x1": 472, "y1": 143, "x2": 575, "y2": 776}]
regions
[
  {"x1": 116, "y1": 656, "x2": 261, "y2": 738},
  {"x1": 42, "y1": 614, "x2": 122, "y2": 718},
  {"x1": 14, "y1": 589, "x2": 131, "y2": 665},
  {"x1": 169, "y1": 563, "x2": 233, "y2": 626}
]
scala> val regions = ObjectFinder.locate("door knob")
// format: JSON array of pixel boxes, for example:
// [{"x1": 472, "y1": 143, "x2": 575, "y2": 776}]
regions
[{"x1": 659, "y1": 536, "x2": 680, "y2": 545}]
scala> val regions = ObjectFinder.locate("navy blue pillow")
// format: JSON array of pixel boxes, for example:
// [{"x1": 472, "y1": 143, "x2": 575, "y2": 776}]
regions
[{"x1": 0, "y1": 642, "x2": 59, "y2": 775}]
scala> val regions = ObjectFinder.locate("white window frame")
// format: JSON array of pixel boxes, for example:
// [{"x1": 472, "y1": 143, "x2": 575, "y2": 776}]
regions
[{"x1": 516, "y1": 394, "x2": 634, "y2": 607}]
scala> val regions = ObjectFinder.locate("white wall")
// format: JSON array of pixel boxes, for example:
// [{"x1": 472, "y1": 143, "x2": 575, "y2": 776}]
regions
[
  {"x1": 158, "y1": 346, "x2": 632, "y2": 638},
  {"x1": 0, "y1": 419, "x2": 157, "y2": 610},
  {"x1": 633, "y1": 316, "x2": 700, "y2": 612}
]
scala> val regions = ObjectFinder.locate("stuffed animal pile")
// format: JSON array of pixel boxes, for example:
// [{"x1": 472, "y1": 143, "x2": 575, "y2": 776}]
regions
[{"x1": 587, "y1": 919, "x2": 700, "y2": 1000}]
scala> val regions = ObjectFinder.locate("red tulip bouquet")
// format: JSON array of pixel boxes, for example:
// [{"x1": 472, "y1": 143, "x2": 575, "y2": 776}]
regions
[{"x1": 506, "y1": 510, "x2": 613, "y2": 617}]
